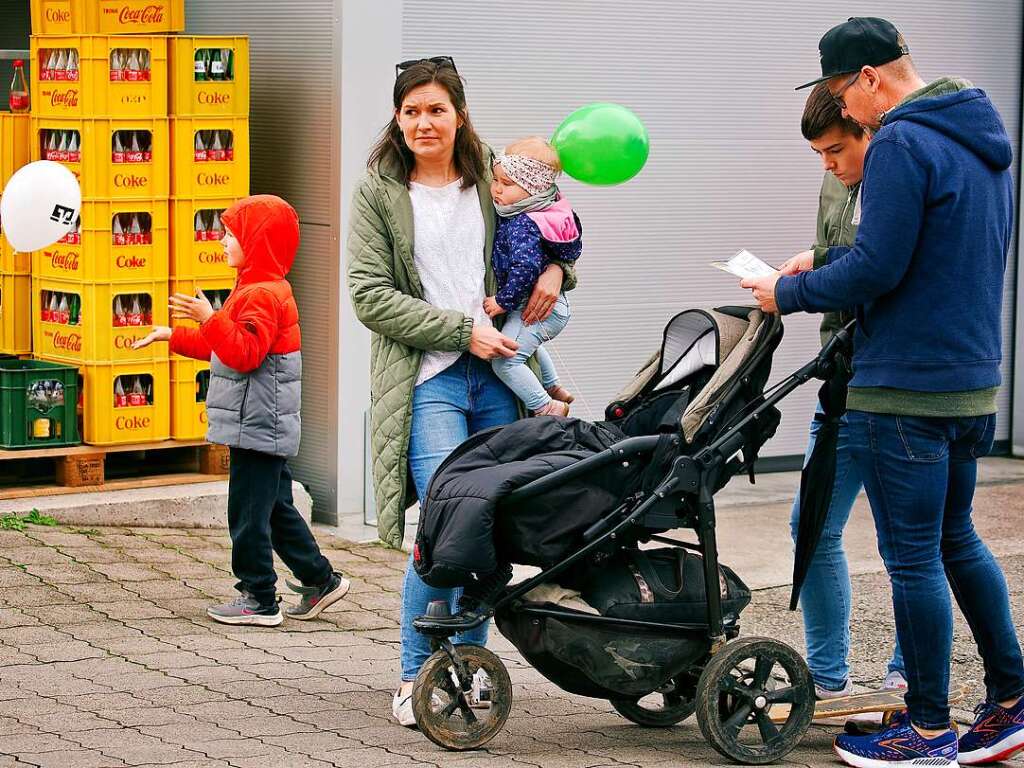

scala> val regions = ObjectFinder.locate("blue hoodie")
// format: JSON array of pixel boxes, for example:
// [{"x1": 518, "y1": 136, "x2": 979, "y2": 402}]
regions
[{"x1": 776, "y1": 80, "x2": 1013, "y2": 399}]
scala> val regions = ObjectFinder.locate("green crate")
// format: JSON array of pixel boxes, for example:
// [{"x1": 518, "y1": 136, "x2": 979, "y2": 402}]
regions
[{"x1": 0, "y1": 359, "x2": 80, "y2": 449}]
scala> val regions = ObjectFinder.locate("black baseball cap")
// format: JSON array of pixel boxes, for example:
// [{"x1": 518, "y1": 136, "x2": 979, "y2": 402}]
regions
[{"x1": 795, "y1": 17, "x2": 909, "y2": 90}]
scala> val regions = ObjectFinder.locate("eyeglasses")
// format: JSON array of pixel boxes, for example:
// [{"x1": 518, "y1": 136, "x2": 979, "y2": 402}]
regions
[
  {"x1": 395, "y1": 56, "x2": 458, "y2": 79},
  {"x1": 830, "y1": 72, "x2": 860, "y2": 110}
]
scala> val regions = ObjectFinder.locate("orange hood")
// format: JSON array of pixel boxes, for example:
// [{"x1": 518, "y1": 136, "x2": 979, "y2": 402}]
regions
[{"x1": 221, "y1": 195, "x2": 300, "y2": 285}]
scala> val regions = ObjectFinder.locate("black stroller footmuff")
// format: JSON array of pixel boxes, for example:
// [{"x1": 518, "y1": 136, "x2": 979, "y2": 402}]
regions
[{"x1": 413, "y1": 416, "x2": 644, "y2": 588}]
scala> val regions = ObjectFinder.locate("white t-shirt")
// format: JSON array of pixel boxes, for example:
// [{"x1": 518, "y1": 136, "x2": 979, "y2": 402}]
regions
[{"x1": 408, "y1": 178, "x2": 490, "y2": 386}]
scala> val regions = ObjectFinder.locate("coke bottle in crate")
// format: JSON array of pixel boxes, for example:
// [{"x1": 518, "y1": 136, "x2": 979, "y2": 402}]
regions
[{"x1": 9, "y1": 59, "x2": 28, "y2": 112}]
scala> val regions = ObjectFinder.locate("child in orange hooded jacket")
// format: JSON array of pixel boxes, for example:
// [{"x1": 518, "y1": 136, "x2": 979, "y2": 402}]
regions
[{"x1": 135, "y1": 195, "x2": 348, "y2": 626}]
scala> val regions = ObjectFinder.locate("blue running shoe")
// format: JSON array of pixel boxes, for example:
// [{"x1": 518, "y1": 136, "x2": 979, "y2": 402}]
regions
[
  {"x1": 833, "y1": 719, "x2": 958, "y2": 768},
  {"x1": 959, "y1": 698, "x2": 1024, "y2": 765}
]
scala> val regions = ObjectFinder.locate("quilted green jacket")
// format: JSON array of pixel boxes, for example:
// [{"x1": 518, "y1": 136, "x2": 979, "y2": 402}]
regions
[{"x1": 346, "y1": 148, "x2": 576, "y2": 547}]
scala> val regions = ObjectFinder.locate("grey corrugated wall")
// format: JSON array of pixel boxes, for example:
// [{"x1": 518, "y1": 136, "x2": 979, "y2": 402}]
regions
[{"x1": 185, "y1": 0, "x2": 341, "y2": 522}]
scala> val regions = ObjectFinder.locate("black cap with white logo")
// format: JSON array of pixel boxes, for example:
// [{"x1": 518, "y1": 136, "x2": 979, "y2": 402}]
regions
[{"x1": 796, "y1": 17, "x2": 909, "y2": 90}]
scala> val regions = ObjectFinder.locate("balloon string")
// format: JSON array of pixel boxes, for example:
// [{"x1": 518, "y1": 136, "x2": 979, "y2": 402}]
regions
[{"x1": 545, "y1": 339, "x2": 597, "y2": 422}]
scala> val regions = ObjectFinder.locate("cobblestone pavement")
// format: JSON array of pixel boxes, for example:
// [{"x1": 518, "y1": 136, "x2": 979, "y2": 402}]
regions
[{"x1": 2, "y1": 484, "x2": 1024, "y2": 767}]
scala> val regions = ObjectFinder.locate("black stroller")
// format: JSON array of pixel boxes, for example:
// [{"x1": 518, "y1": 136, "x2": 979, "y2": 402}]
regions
[{"x1": 409, "y1": 306, "x2": 852, "y2": 764}]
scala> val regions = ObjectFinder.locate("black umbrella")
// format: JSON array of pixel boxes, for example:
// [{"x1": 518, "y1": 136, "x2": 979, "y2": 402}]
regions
[{"x1": 789, "y1": 344, "x2": 852, "y2": 611}]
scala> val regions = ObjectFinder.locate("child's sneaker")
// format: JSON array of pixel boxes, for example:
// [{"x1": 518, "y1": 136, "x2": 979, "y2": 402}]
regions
[
  {"x1": 207, "y1": 593, "x2": 282, "y2": 626},
  {"x1": 833, "y1": 718, "x2": 958, "y2": 768},
  {"x1": 958, "y1": 698, "x2": 1024, "y2": 765},
  {"x1": 284, "y1": 571, "x2": 350, "y2": 620}
]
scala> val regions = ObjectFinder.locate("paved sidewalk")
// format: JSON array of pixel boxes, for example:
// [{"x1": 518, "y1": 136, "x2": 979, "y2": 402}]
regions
[{"x1": 3, "y1": 482, "x2": 1024, "y2": 767}]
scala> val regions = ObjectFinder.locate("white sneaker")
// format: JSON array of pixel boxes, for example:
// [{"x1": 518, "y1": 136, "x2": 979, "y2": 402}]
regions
[
  {"x1": 471, "y1": 668, "x2": 492, "y2": 708},
  {"x1": 883, "y1": 670, "x2": 908, "y2": 690},
  {"x1": 815, "y1": 678, "x2": 855, "y2": 700},
  {"x1": 392, "y1": 684, "x2": 417, "y2": 727}
]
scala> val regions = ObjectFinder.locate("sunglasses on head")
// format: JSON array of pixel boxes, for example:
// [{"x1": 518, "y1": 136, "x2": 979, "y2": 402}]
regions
[{"x1": 395, "y1": 56, "x2": 458, "y2": 78}]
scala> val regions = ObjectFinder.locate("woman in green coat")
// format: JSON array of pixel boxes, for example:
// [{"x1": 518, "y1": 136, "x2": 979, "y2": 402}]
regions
[{"x1": 346, "y1": 58, "x2": 572, "y2": 725}]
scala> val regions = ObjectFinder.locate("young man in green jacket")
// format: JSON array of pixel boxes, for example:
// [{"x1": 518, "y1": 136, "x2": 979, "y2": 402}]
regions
[{"x1": 782, "y1": 83, "x2": 906, "y2": 710}]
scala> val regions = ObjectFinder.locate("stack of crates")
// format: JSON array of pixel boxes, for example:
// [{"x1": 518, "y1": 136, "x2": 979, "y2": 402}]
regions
[
  {"x1": 167, "y1": 34, "x2": 249, "y2": 439},
  {"x1": 27, "y1": 0, "x2": 250, "y2": 445},
  {"x1": 0, "y1": 112, "x2": 32, "y2": 358}
]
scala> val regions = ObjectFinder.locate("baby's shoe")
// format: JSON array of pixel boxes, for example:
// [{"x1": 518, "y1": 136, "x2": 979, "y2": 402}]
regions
[
  {"x1": 545, "y1": 385, "x2": 575, "y2": 404},
  {"x1": 534, "y1": 400, "x2": 569, "y2": 417}
]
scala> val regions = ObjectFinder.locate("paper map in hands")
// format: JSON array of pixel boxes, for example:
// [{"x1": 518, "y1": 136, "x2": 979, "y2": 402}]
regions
[{"x1": 711, "y1": 249, "x2": 777, "y2": 279}]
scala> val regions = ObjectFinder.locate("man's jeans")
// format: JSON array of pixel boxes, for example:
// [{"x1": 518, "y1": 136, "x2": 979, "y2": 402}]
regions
[
  {"x1": 492, "y1": 293, "x2": 569, "y2": 411},
  {"x1": 227, "y1": 447, "x2": 333, "y2": 607},
  {"x1": 400, "y1": 354, "x2": 519, "y2": 681},
  {"x1": 846, "y1": 410, "x2": 1024, "y2": 728},
  {"x1": 790, "y1": 408, "x2": 904, "y2": 691}
]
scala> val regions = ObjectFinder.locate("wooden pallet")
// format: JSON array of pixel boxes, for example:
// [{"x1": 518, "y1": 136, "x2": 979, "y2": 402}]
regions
[{"x1": 0, "y1": 440, "x2": 229, "y2": 499}]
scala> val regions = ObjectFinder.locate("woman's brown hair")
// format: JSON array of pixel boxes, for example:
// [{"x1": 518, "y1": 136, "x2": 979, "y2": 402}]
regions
[{"x1": 367, "y1": 59, "x2": 486, "y2": 190}]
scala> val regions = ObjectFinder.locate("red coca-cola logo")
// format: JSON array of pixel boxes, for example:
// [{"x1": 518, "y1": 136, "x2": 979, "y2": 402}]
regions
[
  {"x1": 45, "y1": 8, "x2": 71, "y2": 21},
  {"x1": 52, "y1": 331, "x2": 82, "y2": 352},
  {"x1": 116, "y1": 254, "x2": 148, "y2": 269},
  {"x1": 48, "y1": 249, "x2": 80, "y2": 272},
  {"x1": 119, "y1": 4, "x2": 165, "y2": 24},
  {"x1": 49, "y1": 89, "x2": 79, "y2": 107},
  {"x1": 198, "y1": 92, "x2": 231, "y2": 105},
  {"x1": 197, "y1": 250, "x2": 226, "y2": 265},
  {"x1": 114, "y1": 173, "x2": 148, "y2": 188},
  {"x1": 114, "y1": 334, "x2": 144, "y2": 349},
  {"x1": 197, "y1": 172, "x2": 229, "y2": 187},
  {"x1": 116, "y1": 415, "x2": 151, "y2": 430}
]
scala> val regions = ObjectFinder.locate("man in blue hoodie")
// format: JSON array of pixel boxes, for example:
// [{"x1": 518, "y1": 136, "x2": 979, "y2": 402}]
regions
[{"x1": 743, "y1": 18, "x2": 1024, "y2": 768}]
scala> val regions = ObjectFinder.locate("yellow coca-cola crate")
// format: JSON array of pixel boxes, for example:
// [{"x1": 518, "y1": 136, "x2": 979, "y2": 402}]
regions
[
  {"x1": 32, "y1": 277, "x2": 169, "y2": 363},
  {"x1": 168, "y1": 276, "x2": 232, "y2": 361},
  {"x1": 79, "y1": 360, "x2": 170, "y2": 445},
  {"x1": 0, "y1": 225, "x2": 32, "y2": 275},
  {"x1": 30, "y1": 116, "x2": 170, "y2": 200},
  {"x1": 31, "y1": 0, "x2": 185, "y2": 35},
  {"x1": 170, "y1": 117, "x2": 249, "y2": 199},
  {"x1": 169, "y1": 36, "x2": 249, "y2": 118},
  {"x1": 169, "y1": 358, "x2": 209, "y2": 440},
  {"x1": 169, "y1": 196, "x2": 237, "y2": 278},
  {"x1": 0, "y1": 274, "x2": 32, "y2": 355},
  {"x1": 0, "y1": 112, "x2": 31, "y2": 190},
  {"x1": 33, "y1": 199, "x2": 169, "y2": 282},
  {"x1": 31, "y1": 35, "x2": 168, "y2": 119}
]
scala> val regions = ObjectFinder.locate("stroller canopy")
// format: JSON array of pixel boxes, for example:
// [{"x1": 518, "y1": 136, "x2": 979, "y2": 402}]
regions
[{"x1": 610, "y1": 307, "x2": 769, "y2": 442}]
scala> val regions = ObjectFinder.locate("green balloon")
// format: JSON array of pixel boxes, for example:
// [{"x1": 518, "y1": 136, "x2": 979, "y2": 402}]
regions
[{"x1": 551, "y1": 102, "x2": 649, "y2": 186}]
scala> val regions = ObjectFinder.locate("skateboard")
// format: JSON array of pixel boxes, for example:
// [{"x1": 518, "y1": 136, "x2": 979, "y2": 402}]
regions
[{"x1": 770, "y1": 685, "x2": 969, "y2": 725}]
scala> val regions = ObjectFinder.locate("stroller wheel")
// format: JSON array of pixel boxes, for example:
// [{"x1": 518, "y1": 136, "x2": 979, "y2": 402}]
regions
[
  {"x1": 695, "y1": 637, "x2": 813, "y2": 765},
  {"x1": 412, "y1": 644, "x2": 512, "y2": 751},
  {"x1": 611, "y1": 678, "x2": 697, "y2": 727}
]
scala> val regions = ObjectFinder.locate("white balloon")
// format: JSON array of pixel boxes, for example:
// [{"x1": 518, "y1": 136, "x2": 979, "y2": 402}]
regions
[{"x1": 0, "y1": 160, "x2": 81, "y2": 253}]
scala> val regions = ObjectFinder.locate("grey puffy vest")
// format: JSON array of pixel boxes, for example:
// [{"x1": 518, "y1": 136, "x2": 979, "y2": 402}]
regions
[{"x1": 206, "y1": 350, "x2": 302, "y2": 457}]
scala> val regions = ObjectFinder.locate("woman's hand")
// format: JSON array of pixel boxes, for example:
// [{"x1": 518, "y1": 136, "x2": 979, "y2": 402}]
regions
[
  {"x1": 778, "y1": 250, "x2": 815, "y2": 276},
  {"x1": 469, "y1": 325, "x2": 519, "y2": 360},
  {"x1": 132, "y1": 326, "x2": 172, "y2": 350},
  {"x1": 482, "y1": 296, "x2": 506, "y2": 318},
  {"x1": 169, "y1": 290, "x2": 215, "y2": 324},
  {"x1": 521, "y1": 264, "x2": 564, "y2": 325}
]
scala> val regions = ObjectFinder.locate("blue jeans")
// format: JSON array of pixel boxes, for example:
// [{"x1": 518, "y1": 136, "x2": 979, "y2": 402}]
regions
[
  {"x1": 491, "y1": 293, "x2": 570, "y2": 411},
  {"x1": 790, "y1": 408, "x2": 905, "y2": 691},
  {"x1": 846, "y1": 410, "x2": 1024, "y2": 728},
  {"x1": 400, "y1": 354, "x2": 519, "y2": 681}
]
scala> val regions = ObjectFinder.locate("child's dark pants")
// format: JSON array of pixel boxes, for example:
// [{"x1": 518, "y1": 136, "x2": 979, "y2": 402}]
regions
[{"x1": 227, "y1": 447, "x2": 333, "y2": 607}]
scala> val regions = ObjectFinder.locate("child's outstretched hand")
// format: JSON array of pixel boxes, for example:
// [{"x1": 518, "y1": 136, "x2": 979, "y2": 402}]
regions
[
  {"x1": 170, "y1": 290, "x2": 214, "y2": 324},
  {"x1": 483, "y1": 296, "x2": 506, "y2": 318},
  {"x1": 132, "y1": 326, "x2": 172, "y2": 350}
]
